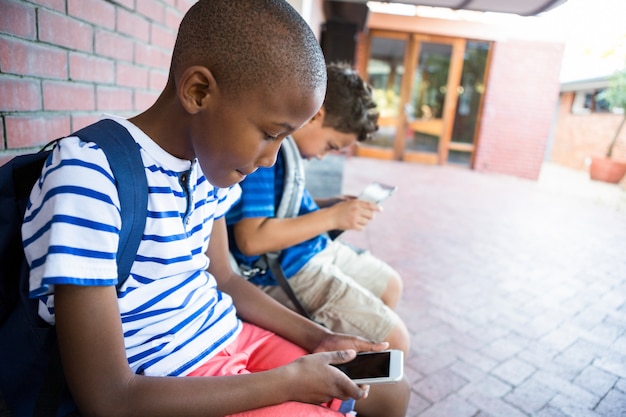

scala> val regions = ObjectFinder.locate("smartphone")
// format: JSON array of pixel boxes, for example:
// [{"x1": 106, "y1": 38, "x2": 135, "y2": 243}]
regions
[
  {"x1": 333, "y1": 350, "x2": 404, "y2": 385},
  {"x1": 357, "y1": 182, "x2": 397, "y2": 204},
  {"x1": 326, "y1": 182, "x2": 397, "y2": 240}
]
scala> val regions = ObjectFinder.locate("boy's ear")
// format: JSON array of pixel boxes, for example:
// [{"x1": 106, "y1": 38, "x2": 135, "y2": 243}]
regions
[
  {"x1": 309, "y1": 107, "x2": 325, "y2": 124},
  {"x1": 178, "y1": 66, "x2": 217, "y2": 114}
]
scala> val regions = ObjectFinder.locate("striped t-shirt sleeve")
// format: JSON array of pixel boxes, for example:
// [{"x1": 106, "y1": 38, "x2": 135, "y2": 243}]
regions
[{"x1": 22, "y1": 136, "x2": 123, "y2": 297}]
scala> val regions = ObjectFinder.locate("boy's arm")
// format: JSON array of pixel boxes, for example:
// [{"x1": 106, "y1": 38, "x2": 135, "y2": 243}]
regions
[
  {"x1": 210, "y1": 218, "x2": 387, "y2": 353},
  {"x1": 314, "y1": 195, "x2": 353, "y2": 208},
  {"x1": 232, "y1": 198, "x2": 380, "y2": 256},
  {"x1": 54, "y1": 272, "x2": 366, "y2": 416}
]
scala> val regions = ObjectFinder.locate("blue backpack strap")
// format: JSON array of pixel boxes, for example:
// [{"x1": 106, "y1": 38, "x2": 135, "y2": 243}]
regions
[
  {"x1": 34, "y1": 120, "x2": 147, "y2": 417},
  {"x1": 0, "y1": 119, "x2": 147, "y2": 417},
  {"x1": 72, "y1": 119, "x2": 148, "y2": 286}
]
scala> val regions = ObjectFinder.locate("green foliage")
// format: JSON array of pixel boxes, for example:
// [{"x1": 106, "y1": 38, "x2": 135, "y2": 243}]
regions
[
  {"x1": 598, "y1": 68, "x2": 626, "y2": 158},
  {"x1": 599, "y1": 68, "x2": 626, "y2": 110}
]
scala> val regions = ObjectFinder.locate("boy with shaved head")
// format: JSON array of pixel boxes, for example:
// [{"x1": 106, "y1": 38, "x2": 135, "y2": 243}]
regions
[{"x1": 20, "y1": 0, "x2": 409, "y2": 416}]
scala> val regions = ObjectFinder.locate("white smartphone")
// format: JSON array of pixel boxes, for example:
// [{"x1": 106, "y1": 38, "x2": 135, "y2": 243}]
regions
[
  {"x1": 326, "y1": 182, "x2": 397, "y2": 240},
  {"x1": 358, "y1": 182, "x2": 397, "y2": 204},
  {"x1": 333, "y1": 349, "x2": 404, "y2": 385}
]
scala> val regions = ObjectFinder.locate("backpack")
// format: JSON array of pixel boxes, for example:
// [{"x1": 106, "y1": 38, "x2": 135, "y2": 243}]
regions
[
  {"x1": 0, "y1": 119, "x2": 148, "y2": 417},
  {"x1": 230, "y1": 136, "x2": 314, "y2": 318}
]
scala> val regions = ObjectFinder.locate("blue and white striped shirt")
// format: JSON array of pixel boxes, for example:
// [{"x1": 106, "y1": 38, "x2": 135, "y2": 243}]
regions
[{"x1": 22, "y1": 115, "x2": 242, "y2": 377}]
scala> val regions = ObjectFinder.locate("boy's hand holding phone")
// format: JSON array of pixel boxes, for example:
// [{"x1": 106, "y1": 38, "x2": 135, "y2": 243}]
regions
[
  {"x1": 326, "y1": 182, "x2": 397, "y2": 239},
  {"x1": 329, "y1": 198, "x2": 380, "y2": 232},
  {"x1": 332, "y1": 349, "x2": 404, "y2": 385},
  {"x1": 285, "y1": 350, "x2": 367, "y2": 404}
]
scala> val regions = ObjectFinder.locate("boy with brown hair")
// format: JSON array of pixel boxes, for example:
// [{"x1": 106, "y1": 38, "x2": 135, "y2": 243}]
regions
[
  {"x1": 18, "y1": 1, "x2": 409, "y2": 416},
  {"x1": 226, "y1": 63, "x2": 410, "y2": 355}
]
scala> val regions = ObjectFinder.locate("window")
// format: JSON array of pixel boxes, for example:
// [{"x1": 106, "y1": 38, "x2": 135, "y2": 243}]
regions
[{"x1": 571, "y1": 88, "x2": 615, "y2": 114}]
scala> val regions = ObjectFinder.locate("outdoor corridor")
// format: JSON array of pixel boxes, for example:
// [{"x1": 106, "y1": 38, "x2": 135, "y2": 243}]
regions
[{"x1": 336, "y1": 157, "x2": 626, "y2": 417}]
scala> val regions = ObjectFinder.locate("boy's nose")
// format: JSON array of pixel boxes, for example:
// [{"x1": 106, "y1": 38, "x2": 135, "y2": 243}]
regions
[
  {"x1": 315, "y1": 151, "x2": 327, "y2": 160},
  {"x1": 256, "y1": 142, "x2": 281, "y2": 168}
]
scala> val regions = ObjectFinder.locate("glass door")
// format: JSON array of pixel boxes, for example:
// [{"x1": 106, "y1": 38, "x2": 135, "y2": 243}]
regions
[
  {"x1": 359, "y1": 31, "x2": 409, "y2": 159},
  {"x1": 358, "y1": 32, "x2": 491, "y2": 167},
  {"x1": 402, "y1": 37, "x2": 464, "y2": 164},
  {"x1": 448, "y1": 41, "x2": 491, "y2": 167},
  {"x1": 403, "y1": 41, "x2": 453, "y2": 163}
]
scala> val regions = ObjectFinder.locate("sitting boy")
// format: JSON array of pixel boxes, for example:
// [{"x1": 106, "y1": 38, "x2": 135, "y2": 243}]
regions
[
  {"x1": 226, "y1": 63, "x2": 410, "y2": 354},
  {"x1": 20, "y1": 1, "x2": 409, "y2": 416}
]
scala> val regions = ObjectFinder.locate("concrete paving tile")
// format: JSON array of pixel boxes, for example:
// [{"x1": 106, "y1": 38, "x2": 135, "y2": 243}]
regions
[
  {"x1": 504, "y1": 379, "x2": 557, "y2": 414},
  {"x1": 531, "y1": 371, "x2": 600, "y2": 409},
  {"x1": 534, "y1": 406, "x2": 572, "y2": 417},
  {"x1": 572, "y1": 366, "x2": 619, "y2": 397},
  {"x1": 510, "y1": 316, "x2": 567, "y2": 340},
  {"x1": 517, "y1": 341, "x2": 561, "y2": 367},
  {"x1": 615, "y1": 378, "x2": 626, "y2": 393},
  {"x1": 604, "y1": 312, "x2": 626, "y2": 334},
  {"x1": 458, "y1": 374, "x2": 513, "y2": 399},
  {"x1": 407, "y1": 391, "x2": 431, "y2": 417},
  {"x1": 594, "y1": 389, "x2": 626, "y2": 417},
  {"x1": 491, "y1": 357, "x2": 537, "y2": 386},
  {"x1": 587, "y1": 321, "x2": 626, "y2": 345},
  {"x1": 465, "y1": 324, "x2": 511, "y2": 349},
  {"x1": 519, "y1": 351, "x2": 586, "y2": 383},
  {"x1": 412, "y1": 368, "x2": 469, "y2": 402},
  {"x1": 424, "y1": 306, "x2": 478, "y2": 334},
  {"x1": 449, "y1": 360, "x2": 490, "y2": 383},
  {"x1": 450, "y1": 330, "x2": 492, "y2": 351},
  {"x1": 412, "y1": 325, "x2": 454, "y2": 350},
  {"x1": 416, "y1": 394, "x2": 478, "y2": 417},
  {"x1": 466, "y1": 393, "x2": 529, "y2": 417},
  {"x1": 405, "y1": 314, "x2": 447, "y2": 338},
  {"x1": 572, "y1": 308, "x2": 614, "y2": 334},
  {"x1": 593, "y1": 356, "x2": 626, "y2": 379},
  {"x1": 539, "y1": 328, "x2": 583, "y2": 352},
  {"x1": 480, "y1": 337, "x2": 526, "y2": 362},
  {"x1": 553, "y1": 340, "x2": 602, "y2": 371},
  {"x1": 453, "y1": 345, "x2": 499, "y2": 373},
  {"x1": 547, "y1": 395, "x2": 603, "y2": 417},
  {"x1": 404, "y1": 362, "x2": 426, "y2": 384},
  {"x1": 409, "y1": 351, "x2": 458, "y2": 376}
]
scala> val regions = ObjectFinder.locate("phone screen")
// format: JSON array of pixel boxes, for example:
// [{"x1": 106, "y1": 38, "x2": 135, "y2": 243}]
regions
[
  {"x1": 333, "y1": 351, "x2": 390, "y2": 379},
  {"x1": 358, "y1": 182, "x2": 397, "y2": 204}
]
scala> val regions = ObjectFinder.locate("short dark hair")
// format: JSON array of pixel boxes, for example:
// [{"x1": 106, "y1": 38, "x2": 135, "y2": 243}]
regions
[
  {"x1": 322, "y1": 62, "x2": 379, "y2": 142},
  {"x1": 171, "y1": 0, "x2": 326, "y2": 98}
]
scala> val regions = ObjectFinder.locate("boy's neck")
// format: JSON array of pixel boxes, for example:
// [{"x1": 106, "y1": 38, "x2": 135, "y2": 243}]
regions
[{"x1": 130, "y1": 90, "x2": 194, "y2": 161}]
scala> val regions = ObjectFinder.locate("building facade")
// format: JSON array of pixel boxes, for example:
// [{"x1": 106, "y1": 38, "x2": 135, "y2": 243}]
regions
[
  {"x1": 347, "y1": 10, "x2": 565, "y2": 181},
  {"x1": 550, "y1": 77, "x2": 626, "y2": 185}
]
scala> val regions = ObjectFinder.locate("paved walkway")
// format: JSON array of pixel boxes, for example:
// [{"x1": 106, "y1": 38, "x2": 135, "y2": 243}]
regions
[{"x1": 336, "y1": 157, "x2": 626, "y2": 417}]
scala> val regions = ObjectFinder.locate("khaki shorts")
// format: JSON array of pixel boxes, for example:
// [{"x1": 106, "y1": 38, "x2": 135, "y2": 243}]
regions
[{"x1": 259, "y1": 240, "x2": 401, "y2": 342}]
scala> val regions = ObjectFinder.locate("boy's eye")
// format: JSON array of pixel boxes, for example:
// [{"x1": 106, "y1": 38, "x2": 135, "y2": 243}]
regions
[{"x1": 263, "y1": 132, "x2": 279, "y2": 141}]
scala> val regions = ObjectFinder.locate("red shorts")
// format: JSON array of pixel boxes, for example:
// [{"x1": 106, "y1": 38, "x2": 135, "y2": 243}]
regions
[{"x1": 188, "y1": 323, "x2": 347, "y2": 417}]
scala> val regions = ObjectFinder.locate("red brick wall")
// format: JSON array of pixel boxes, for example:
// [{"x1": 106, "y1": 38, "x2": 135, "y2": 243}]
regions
[
  {"x1": 550, "y1": 91, "x2": 626, "y2": 169},
  {"x1": 473, "y1": 39, "x2": 564, "y2": 180},
  {"x1": 0, "y1": 0, "x2": 195, "y2": 166}
]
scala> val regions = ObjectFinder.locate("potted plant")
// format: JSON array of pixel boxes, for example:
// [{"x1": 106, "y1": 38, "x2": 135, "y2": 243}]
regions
[{"x1": 589, "y1": 68, "x2": 626, "y2": 183}]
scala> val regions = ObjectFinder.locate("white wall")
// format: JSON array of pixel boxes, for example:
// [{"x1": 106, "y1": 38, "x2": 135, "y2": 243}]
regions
[{"x1": 286, "y1": 0, "x2": 325, "y2": 40}]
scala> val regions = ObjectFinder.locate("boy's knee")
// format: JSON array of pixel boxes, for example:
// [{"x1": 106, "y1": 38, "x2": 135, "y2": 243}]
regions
[
  {"x1": 381, "y1": 271, "x2": 403, "y2": 309},
  {"x1": 355, "y1": 375, "x2": 410, "y2": 417},
  {"x1": 386, "y1": 320, "x2": 410, "y2": 355}
]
